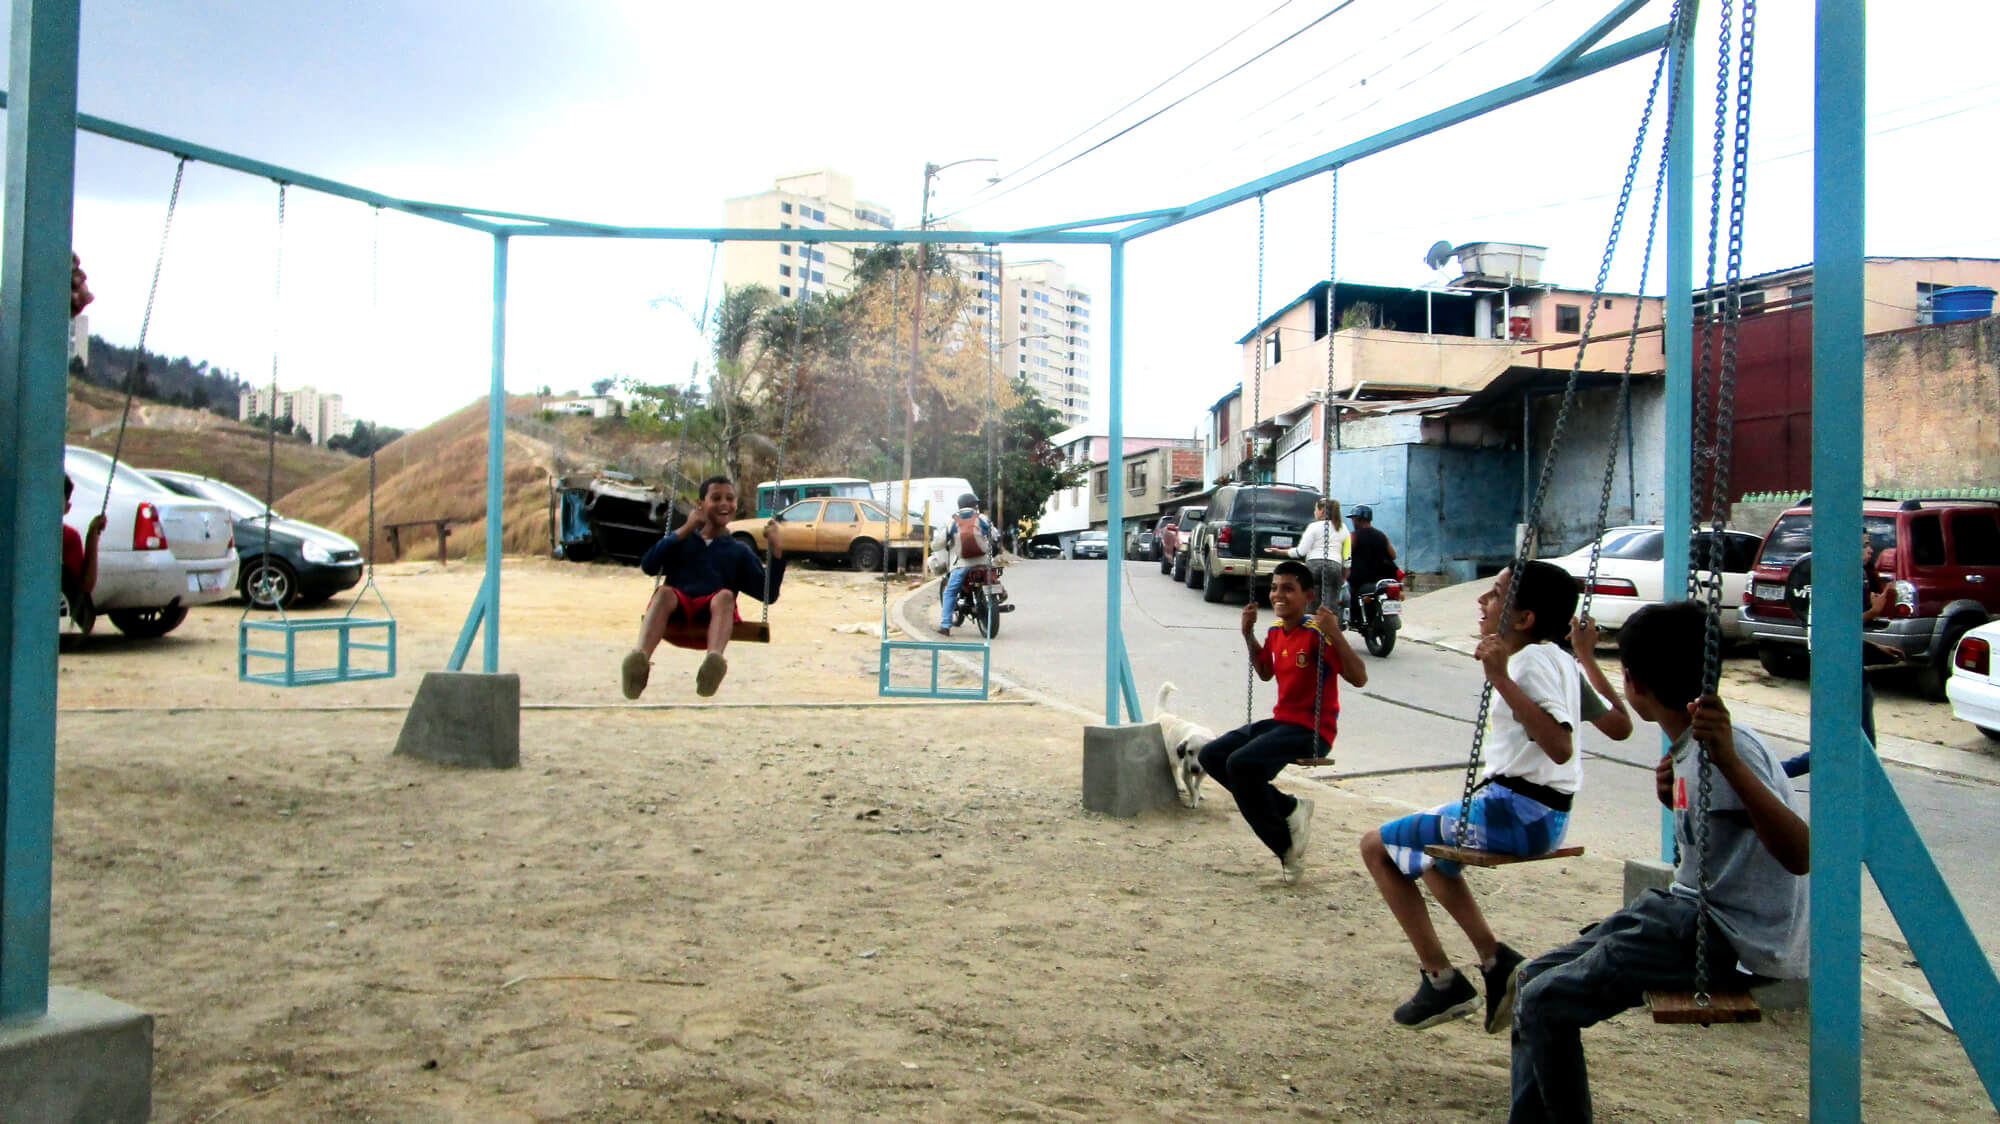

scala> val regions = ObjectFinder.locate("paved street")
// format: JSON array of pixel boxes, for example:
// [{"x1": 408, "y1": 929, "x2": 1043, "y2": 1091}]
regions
[{"x1": 904, "y1": 556, "x2": 2000, "y2": 964}]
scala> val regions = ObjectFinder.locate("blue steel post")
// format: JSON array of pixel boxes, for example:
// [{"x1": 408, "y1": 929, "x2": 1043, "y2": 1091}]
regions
[
  {"x1": 1810, "y1": 0, "x2": 1866, "y2": 1115},
  {"x1": 484, "y1": 233, "x2": 509, "y2": 673},
  {"x1": 0, "y1": 0, "x2": 81, "y2": 1020},
  {"x1": 1105, "y1": 238, "x2": 1126, "y2": 724},
  {"x1": 1658, "y1": 0, "x2": 1696, "y2": 862}
]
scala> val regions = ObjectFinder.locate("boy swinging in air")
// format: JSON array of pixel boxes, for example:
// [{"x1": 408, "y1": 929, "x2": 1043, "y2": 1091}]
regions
[
  {"x1": 1510, "y1": 601, "x2": 1808, "y2": 1122},
  {"x1": 1359, "y1": 560, "x2": 1593, "y2": 1032},
  {"x1": 1198, "y1": 559, "x2": 1367, "y2": 883},
  {"x1": 620, "y1": 476, "x2": 784, "y2": 699}
]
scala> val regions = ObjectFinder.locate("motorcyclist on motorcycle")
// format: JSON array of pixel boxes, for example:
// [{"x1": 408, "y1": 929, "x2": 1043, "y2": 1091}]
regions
[
  {"x1": 934, "y1": 492, "x2": 999, "y2": 637},
  {"x1": 1344, "y1": 505, "x2": 1398, "y2": 605}
]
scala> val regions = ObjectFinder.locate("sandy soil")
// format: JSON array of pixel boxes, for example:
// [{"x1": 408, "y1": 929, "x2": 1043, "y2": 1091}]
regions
[{"x1": 52, "y1": 558, "x2": 1994, "y2": 1121}]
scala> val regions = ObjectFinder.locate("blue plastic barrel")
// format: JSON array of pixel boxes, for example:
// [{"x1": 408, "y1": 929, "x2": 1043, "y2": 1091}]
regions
[{"x1": 1931, "y1": 285, "x2": 1996, "y2": 323}]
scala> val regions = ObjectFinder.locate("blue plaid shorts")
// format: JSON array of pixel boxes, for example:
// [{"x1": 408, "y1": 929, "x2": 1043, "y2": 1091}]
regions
[{"x1": 1378, "y1": 784, "x2": 1571, "y2": 879}]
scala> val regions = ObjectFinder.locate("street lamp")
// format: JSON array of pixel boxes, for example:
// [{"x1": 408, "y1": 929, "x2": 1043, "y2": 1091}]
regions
[{"x1": 903, "y1": 157, "x2": 999, "y2": 528}]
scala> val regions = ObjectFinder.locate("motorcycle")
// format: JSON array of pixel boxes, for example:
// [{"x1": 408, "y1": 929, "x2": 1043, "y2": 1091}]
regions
[
  {"x1": 949, "y1": 563, "x2": 1015, "y2": 638},
  {"x1": 1346, "y1": 572, "x2": 1404, "y2": 657}
]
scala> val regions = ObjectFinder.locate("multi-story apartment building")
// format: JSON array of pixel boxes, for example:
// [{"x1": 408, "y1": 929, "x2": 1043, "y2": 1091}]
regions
[
  {"x1": 1034, "y1": 426, "x2": 1196, "y2": 553},
  {"x1": 239, "y1": 385, "x2": 350, "y2": 446},
  {"x1": 721, "y1": 169, "x2": 897, "y2": 301},
  {"x1": 1002, "y1": 259, "x2": 1092, "y2": 428}
]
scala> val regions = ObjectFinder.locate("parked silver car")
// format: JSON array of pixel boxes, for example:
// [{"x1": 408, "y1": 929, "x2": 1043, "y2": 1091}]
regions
[{"x1": 62, "y1": 447, "x2": 237, "y2": 638}]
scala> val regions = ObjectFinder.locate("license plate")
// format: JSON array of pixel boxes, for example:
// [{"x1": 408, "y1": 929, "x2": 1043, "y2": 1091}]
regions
[
  {"x1": 1381, "y1": 599, "x2": 1402, "y2": 615},
  {"x1": 1270, "y1": 536, "x2": 1294, "y2": 548},
  {"x1": 1753, "y1": 581, "x2": 1785, "y2": 601},
  {"x1": 191, "y1": 571, "x2": 223, "y2": 592}
]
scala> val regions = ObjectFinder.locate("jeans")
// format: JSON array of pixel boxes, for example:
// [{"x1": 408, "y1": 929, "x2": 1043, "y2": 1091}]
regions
[
  {"x1": 1510, "y1": 890, "x2": 1741, "y2": 1123},
  {"x1": 940, "y1": 565, "x2": 970, "y2": 629},
  {"x1": 1196, "y1": 719, "x2": 1320, "y2": 857},
  {"x1": 1302, "y1": 558, "x2": 1343, "y2": 611}
]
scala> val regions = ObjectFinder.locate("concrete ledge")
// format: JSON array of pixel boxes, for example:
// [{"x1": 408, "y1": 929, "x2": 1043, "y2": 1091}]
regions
[
  {"x1": 1082, "y1": 723, "x2": 1180, "y2": 817},
  {"x1": 1621, "y1": 858, "x2": 1805, "y2": 1012},
  {"x1": 394, "y1": 671, "x2": 521, "y2": 769},
  {"x1": 0, "y1": 987, "x2": 152, "y2": 1124}
]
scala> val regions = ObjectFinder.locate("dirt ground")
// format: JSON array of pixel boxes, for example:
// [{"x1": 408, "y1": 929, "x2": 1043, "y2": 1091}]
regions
[{"x1": 52, "y1": 558, "x2": 1994, "y2": 1122}]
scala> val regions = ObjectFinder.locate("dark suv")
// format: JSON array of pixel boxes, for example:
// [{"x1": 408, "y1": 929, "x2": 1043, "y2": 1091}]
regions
[
  {"x1": 146, "y1": 469, "x2": 366, "y2": 609},
  {"x1": 1740, "y1": 496, "x2": 2000, "y2": 696},
  {"x1": 1188, "y1": 483, "x2": 1321, "y2": 604}
]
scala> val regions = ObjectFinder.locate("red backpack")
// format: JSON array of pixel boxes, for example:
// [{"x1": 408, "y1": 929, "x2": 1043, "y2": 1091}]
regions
[{"x1": 955, "y1": 512, "x2": 987, "y2": 558}]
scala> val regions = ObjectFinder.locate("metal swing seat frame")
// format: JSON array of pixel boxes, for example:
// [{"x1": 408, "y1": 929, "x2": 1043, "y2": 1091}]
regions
[{"x1": 235, "y1": 189, "x2": 399, "y2": 688}]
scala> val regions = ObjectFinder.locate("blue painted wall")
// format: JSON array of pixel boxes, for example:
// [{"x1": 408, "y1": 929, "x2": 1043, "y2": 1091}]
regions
[{"x1": 1411, "y1": 444, "x2": 1523, "y2": 573}]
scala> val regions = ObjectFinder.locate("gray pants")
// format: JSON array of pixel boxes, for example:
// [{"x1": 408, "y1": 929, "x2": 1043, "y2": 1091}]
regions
[
  {"x1": 1301, "y1": 557, "x2": 1344, "y2": 610},
  {"x1": 1510, "y1": 889, "x2": 1744, "y2": 1123}
]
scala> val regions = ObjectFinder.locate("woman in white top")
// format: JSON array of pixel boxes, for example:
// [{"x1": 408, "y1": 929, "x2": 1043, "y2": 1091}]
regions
[{"x1": 1268, "y1": 498, "x2": 1349, "y2": 611}]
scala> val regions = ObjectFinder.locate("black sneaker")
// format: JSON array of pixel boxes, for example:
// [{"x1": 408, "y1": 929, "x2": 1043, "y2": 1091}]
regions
[
  {"x1": 1482, "y1": 943, "x2": 1526, "y2": 1034},
  {"x1": 1393, "y1": 970, "x2": 1480, "y2": 1030}
]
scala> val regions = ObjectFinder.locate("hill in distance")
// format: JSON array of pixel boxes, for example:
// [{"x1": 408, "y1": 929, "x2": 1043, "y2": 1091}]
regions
[{"x1": 67, "y1": 376, "x2": 353, "y2": 502}]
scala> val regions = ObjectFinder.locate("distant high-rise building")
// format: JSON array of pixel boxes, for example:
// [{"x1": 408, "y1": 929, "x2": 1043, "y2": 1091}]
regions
[
  {"x1": 239, "y1": 385, "x2": 352, "y2": 446},
  {"x1": 1001, "y1": 259, "x2": 1092, "y2": 428},
  {"x1": 722, "y1": 169, "x2": 897, "y2": 301}
]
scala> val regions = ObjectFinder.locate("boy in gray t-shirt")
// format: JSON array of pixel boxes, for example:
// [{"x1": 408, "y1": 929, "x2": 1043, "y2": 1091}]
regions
[{"x1": 1508, "y1": 602, "x2": 1811, "y2": 1123}]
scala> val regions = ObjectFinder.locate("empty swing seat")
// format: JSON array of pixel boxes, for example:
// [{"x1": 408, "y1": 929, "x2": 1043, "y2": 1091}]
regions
[
  {"x1": 1423, "y1": 844, "x2": 1586, "y2": 868},
  {"x1": 239, "y1": 614, "x2": 397, "y2": 687},
  {"x1": 878, "y1": 638, "x2": 991, "y2": 700}
]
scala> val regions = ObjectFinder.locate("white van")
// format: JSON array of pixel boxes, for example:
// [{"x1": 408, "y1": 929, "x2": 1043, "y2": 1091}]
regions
[{"x1": 870, "y1": 477, "x2": 977, "y2": 525}]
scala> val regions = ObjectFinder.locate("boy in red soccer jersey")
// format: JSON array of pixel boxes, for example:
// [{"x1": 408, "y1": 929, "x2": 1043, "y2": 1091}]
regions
[{"x1": 1197, "y1": 559, "x2": 1368, "y2": 883}]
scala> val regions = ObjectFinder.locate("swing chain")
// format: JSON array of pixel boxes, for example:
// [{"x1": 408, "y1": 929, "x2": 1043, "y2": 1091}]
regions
[
  {"x1": 764, "y1": 240, "x2": 810, "y2": 621},
  {"x1": 101, "y1": 157, "x2": 190, "y2": 513},
  {"x1": 1246, "y1": 193, "x2": 1266, "y2": 724},
  {"x1": 1311, "y1": 166, "x2": 1339, "y2": 755},
  {"x1": 1455, "y1": 12, "x2": 1681, "y2": 848},
  {"x1": 257, "y1": 183, "x2": 290, "y2": 619}
]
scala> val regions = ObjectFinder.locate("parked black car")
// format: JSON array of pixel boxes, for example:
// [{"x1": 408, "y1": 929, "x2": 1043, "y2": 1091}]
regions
[
  {"x1": 1134, "y1": 530, "x2": 1158, "y2": 561},
  {"x1": 145, "y1": 469, "x2": 365, "y2": 609},
  {"x1": 1188, "y1": 483, "x2": 1322, "y2": 604}
]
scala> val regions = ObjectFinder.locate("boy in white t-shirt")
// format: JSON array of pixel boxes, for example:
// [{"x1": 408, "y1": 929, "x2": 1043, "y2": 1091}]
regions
[{"x1": 1359, "y1": 560, "x2": 1590, "y2": 1033}]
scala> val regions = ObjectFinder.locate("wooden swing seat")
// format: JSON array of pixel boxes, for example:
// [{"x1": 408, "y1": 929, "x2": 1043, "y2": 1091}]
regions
[
  {"x1": 1292, "y1": 757, "x2": 1336, "y2": 767},
  {"x1": 1644, "y1": 989, "x2": 1762, "y2": 1025},
  {"x1": 662, "y1": 620, "x2": 770, "y2": 649},
  {"x1": 1423, "y1": 844, "x2": 1586, "y2": 868}
]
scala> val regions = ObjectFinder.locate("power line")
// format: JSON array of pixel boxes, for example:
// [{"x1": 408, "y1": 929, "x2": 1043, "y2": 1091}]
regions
[
  {"x1": 938, "y1": 1, "x2": 1365, "y2": 223},
  {"x1": 951, "y1": 0, "x2": 1301, "y2": 212}
]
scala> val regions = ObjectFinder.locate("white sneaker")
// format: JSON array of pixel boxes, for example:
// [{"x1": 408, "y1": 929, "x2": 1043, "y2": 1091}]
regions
[{"x1": 1281, "y1": 798, "x2": 1315, "y2": 882}]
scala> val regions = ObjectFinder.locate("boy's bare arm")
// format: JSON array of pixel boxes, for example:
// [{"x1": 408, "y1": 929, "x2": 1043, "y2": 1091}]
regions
[
  {"x1": 1571, "y1": 616, "x2": 1633, "y2": 740},
  {"x1": 1689, "y1": 695, "x2": 1810, "y2": 875},
  {"x1": 1315, "y1": 605, "x2": 1366, "y2": 687},
  {"x1": 1476, "y1": 636, "x2": 1574, "y2": 764},
  {"x1": 1241, "y1": 603, "x2": 1272, "y2": 681}
]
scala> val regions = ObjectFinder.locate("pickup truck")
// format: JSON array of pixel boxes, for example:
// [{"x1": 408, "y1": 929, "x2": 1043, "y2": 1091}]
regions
[{"x1": 1160, "y1": 505, "x2": 1206, "y2": 579}]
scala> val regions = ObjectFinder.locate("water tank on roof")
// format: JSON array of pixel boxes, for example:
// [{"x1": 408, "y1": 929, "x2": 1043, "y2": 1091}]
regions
[
  {"x1": 1452, "y1": 242, "x2": 1547, "y2": 287},
  {"x1": 1931, "y1": 285, "x2": 1996, "y2": 324}
]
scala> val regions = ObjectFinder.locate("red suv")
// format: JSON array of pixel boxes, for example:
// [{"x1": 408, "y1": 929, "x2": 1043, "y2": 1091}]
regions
[{"x1": 1739, "y1": 497, "x2": 2000, "y2": 697}]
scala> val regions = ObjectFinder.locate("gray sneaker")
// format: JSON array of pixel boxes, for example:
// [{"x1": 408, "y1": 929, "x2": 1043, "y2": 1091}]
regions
[
  {"x1": 696, "y1": 651, "x2": 728, "y2": 698},
  {"x1": 1280, "y1": 797, "x2": 1315, "y2": 882},
  {"x1": 620, "y1": 648, "x2": 650, "y2": 700},
  {"x1": 1394, "y1": 970, "x2": 1480, "y2": 1030}
]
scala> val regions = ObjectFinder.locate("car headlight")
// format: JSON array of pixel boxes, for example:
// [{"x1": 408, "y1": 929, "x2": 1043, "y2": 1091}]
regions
[{"x1": 300, "y1": 541, "x2": 334, "y2": 564}]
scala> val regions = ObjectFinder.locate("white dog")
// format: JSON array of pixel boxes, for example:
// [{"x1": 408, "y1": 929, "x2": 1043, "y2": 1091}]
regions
[{"x1": 1154, "y1": 682, "x2": 1215, "y2": 809}]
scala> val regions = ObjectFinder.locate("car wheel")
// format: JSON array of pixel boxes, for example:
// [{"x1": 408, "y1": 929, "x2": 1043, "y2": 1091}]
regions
[
  {"x1": 241, "y1": 557, "x2": 299, "y2": 610},
  {"x1": 1201, "y1": 554, "x2": 1228, "y2": 603},
  {"x1": 1980, "y1": 726, "x2": 2000, "y2": 742},
  {"x1": 1919, "y1": 618, "x2": 1982, "y2": 700},
  {"x1": 1159, "y1": 551, "x2": 1171, "y2": 574},
  {"x1": 1187, "y1": 554, "x2": 1204, "y2": 589},
  {"x1": 850, "y1": 540, "x2": 883, "y2": 572},
  {"x1": 108, "y1": 604, "x2": 189, "y2": 639},
  {"x1": 560, "y1": 540, "x2": 599, "y2": 563},
  {"x1": 1757, "y1": 642, "x2": 1809, "y2": 680}
]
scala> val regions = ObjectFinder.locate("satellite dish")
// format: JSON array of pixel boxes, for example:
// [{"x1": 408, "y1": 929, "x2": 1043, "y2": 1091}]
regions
[{"x1": 1423, "y1": 240, "x2": 1457, "y2": 271}]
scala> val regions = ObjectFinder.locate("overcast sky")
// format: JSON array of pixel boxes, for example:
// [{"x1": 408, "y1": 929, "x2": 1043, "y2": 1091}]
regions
[{"x1": 28, "y1": 0, "x2": 2000, "y2": 435}]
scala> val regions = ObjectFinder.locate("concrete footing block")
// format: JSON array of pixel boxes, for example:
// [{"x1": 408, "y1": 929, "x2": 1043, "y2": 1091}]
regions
[
  {"x1": 1082, "y1": 723, "x2": 1179, "y2": 817},
  {"x1": 1622, "y1": 858, "x2": 1805, "y2": 1011},
  {"x1": 394, "y1": 671, "x2": 520, "y2": 769},
  {"x1": 0, "y1": 986, "x2": 152, "y2": 1123}
]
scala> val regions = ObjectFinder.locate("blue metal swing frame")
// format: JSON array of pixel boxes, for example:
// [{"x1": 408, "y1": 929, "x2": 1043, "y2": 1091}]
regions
[{"x1": 1, "y1": 3, "x2": 1993, "y2": 1118}]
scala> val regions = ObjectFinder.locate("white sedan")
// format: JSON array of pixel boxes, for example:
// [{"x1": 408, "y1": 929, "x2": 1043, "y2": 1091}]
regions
[
  {"x1": 1946, "y1": 620, "x2": 2000, "y2": 742},
  {"x1": 1548, "y1": 525, "x2": 1764, "y2": 640},
  {"x1": 63, "y1": 446, "x2": 238, "y2": 638}
]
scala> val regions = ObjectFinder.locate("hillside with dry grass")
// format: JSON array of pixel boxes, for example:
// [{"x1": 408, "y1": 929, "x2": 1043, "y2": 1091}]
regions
[
  {"x1": 67, "y1": 377, "x2": 355, "y2": 501},
  {"x1": 278, "y1": 394, "x2": 561, "y2": 562}
]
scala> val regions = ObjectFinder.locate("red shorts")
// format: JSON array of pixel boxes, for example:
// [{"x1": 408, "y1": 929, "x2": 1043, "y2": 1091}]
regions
[{"x1": 663, "y1": 588, "x2": 741, "y2": 650}]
